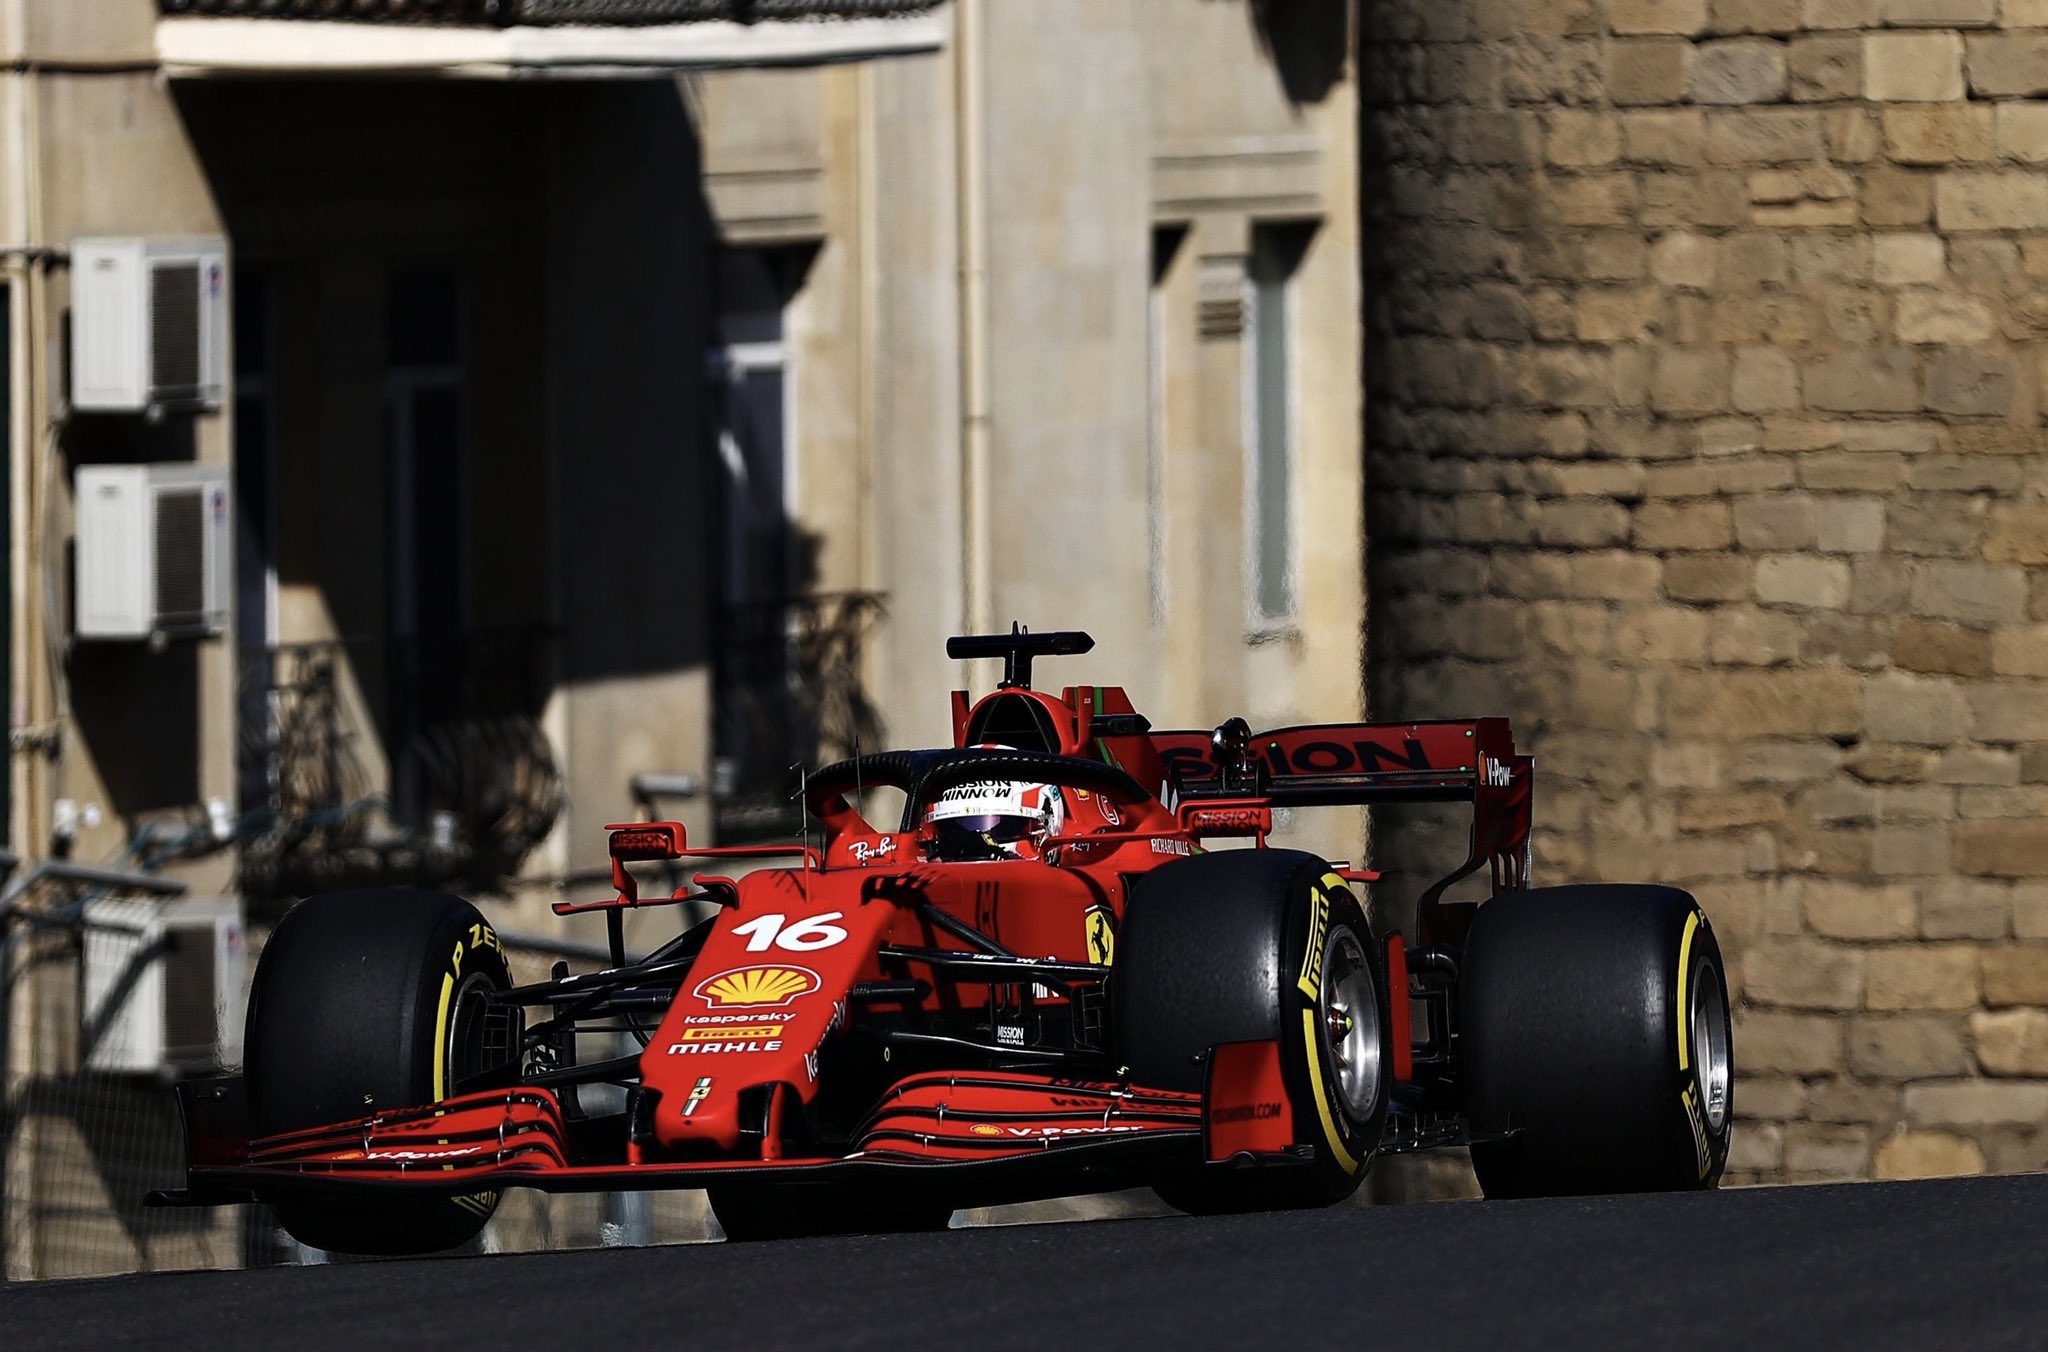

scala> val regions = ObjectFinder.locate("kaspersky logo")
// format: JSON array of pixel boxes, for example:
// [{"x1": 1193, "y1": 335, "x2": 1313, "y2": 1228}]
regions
[{"x1": 692, "y1": 965, "x2": 821, "y2": 1008}]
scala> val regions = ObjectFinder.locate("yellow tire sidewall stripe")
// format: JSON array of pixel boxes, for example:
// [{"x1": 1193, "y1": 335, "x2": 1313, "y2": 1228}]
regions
[
  {"x1": 431, "y1": 940, "x2": 498, "y2": 1217},
  {"x1": 432, "y1": 970, "x2": 456, "y2": 1101},
  {"x1": 1298, "y1": 876, "x2": 1367, "y2": 1175},
  {"x1": 1299, "y1": 1008, "x2": 1361, "y2": 1174},
  {"x1": 1676, "y1": 911, "x2": 1700, "y2": 1075}
]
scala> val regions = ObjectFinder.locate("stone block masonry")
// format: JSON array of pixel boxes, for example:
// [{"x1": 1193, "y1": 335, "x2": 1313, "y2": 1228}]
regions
[{"x1": 1364, "y1": 0, "x2": 2048, "y2": 1187}]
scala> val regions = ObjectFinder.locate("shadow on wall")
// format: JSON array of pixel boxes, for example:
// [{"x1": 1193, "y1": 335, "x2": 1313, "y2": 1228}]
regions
[
  {"x1": 540, "y1": 80, "x2": 719, "y2": 690},
  {"x1": 1355, "y1": 0, "x2": 1514, "y2": 928},
  {"x1": 1235, "y1": 0, "x2": 1351, "y2": 106},
  {"x1": 86, "y1": 80, "x2": 719, "y2": 887},
  {"x1": 61, "y1": 419, "x2": 206, "y2": 814},
  {"x1": 174, "y1": 78, "x2": 721, "y2": 696},
  {"x1": 168, "y1": 79, "x2": 873, "y2": 865}
]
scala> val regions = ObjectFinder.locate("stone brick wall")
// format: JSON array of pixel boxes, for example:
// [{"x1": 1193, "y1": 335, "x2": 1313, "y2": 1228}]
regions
[{"x1": 1362, "y1": 0, "x2": 2048, "y2": 1184}]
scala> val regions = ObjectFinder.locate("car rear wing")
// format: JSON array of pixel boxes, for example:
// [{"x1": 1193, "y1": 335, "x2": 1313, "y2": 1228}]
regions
[
  {"x1": 1127, "y1": 718, "x2": 1534, "y2": 928},
  {"x1": 1149, "y1": 719, "x2": 1518, "y2": 807}
]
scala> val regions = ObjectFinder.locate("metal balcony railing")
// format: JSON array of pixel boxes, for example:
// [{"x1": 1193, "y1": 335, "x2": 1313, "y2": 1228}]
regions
[
  {"x1": 235, "y1": 626, "x2": 563, "y2": 902},
  {"x1": 713, "y1": 591, "x2": 885, "y2": 840}
]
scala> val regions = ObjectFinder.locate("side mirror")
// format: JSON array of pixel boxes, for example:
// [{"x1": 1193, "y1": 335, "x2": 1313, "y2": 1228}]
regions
[{"x1": 1211, "y1": 717, "x2": 1254, "y2": 787}]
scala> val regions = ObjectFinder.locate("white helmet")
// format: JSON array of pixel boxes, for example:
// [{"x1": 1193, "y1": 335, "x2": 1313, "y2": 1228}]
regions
[{"x1": 922, "y1": 777, "x2": 1066, "y2": 862}]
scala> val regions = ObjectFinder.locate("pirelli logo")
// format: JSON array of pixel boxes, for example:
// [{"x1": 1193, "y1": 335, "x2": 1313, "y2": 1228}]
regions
[
  {"x1": 677, "y1": 1024, "x2": 785, "y2": 1041},
  {"x1": 1298, "y1": 889, "x2": 1331, "y2": 1001}
]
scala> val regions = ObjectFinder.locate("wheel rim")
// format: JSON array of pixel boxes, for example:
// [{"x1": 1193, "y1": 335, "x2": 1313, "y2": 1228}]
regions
[
  {"x1": 445, "y1": 971, "x2": 499, "y2": 1098},
  {"x1": 1690, "y1": 961, "x2": 1731, "y2": 1135},
  {"x1": 1321, "y1": 928, "x2": 1383, "y2": 1121}
]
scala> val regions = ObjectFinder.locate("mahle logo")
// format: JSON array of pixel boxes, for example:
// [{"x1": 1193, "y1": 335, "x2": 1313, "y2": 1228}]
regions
[
  {"x1": 677, "y1": 1024, "x2": 785, "y2": 1041},
  {"x1": 693, "y1": 965, "x2": 821, "y2": 1008}
]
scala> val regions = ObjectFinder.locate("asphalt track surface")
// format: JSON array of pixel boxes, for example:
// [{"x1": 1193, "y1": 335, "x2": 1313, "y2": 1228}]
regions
[{"x1": 6, "y1": 1172, "x2": 2045, "y2": 1351}]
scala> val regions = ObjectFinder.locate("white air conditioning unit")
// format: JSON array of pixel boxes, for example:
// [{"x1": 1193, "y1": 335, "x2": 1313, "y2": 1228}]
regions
[
  {"x1": 74, "y1": 463, "x2": 231, "y2": 641},
  {"x1": 71, "y1": 236, "x2": 229, "y2": 414},
  {"x1": 82, "y1": 896, "x2": 246, "y2": 1077}
]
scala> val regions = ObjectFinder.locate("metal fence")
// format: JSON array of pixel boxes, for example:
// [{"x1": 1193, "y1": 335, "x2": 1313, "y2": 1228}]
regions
[
  {"x1": 235, "y1": 631, "x2": 564, "y2": 907},
  {"x1": 1, "y1": 890, "x2": 714, "y2": 1283}
]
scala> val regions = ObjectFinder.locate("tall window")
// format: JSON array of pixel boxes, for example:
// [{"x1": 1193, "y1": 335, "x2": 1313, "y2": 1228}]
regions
[
  {"x1": 385, "y1": 265, "x2": 467, "y2": 824},
  {"x1": 708, "y1": 246, "x2": 811, "y2": 838},
  {"x1": 1246, "y1": 224, "x2": 1312, "y2": 628},
  {"x1": 707, "y1": 248, "x2": 800, "y2": 613}
]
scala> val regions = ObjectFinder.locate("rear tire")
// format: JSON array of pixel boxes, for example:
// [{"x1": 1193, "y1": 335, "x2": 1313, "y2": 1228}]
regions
[
  {"x1": 245, "y1": 889, "x2": 512, "y2": 1256},
  {"x1": 1114, "y1": 849, "x2": 1390, "y2": 1215},
  {"x1": 1462, "y1": 884, "x2": 1733, "y2": 1198}
]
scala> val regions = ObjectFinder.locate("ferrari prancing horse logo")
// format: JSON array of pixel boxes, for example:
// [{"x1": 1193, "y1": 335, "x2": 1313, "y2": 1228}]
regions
[{"x1": 1086, "y1": 910, "x2": 1115, "y2": 967}]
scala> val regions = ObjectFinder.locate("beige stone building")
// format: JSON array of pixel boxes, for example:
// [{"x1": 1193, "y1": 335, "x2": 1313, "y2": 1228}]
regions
[
  {"x1": 1364, "y1": 0, "x2": 2048, "y2": 1188},
  {"x1": 9, "y1": 0, "x2": 2048, "y2": 1282},
  {"x1": 0, "y1": 0, "x2": 1364, "y2": 1275},
  {"x1": 7, "y1": 0, "x2": 2045, "y2": 1283}
]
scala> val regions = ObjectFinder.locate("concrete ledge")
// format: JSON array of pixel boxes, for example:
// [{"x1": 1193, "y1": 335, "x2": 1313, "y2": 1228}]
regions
[
  {"x1": 157, "y1": 14, "x2": 945, "y2": 79},
  {"x1": 705, "y1": 165, "x2": 827, "y2": 243},
  {"x1": 1153, "y1": 134, "x2": 1325, "y2": 218}
]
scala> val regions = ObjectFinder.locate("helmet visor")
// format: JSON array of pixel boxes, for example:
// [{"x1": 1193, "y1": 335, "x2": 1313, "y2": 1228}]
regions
[{"x1": 940, "y1": 813, "x2": 1036, "y2": 843}]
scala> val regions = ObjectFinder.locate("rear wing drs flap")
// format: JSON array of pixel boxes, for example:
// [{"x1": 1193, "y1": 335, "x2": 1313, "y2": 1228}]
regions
[{"x1": 1106, "y1": 717, "x2": 1535, "y2": 909}]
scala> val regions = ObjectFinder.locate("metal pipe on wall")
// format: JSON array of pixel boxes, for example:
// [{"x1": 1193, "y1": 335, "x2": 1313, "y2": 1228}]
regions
[
  {"x1": 4, "y1": 0, "x2": 33, "y2": 847},
  {"x1": 0, "y1": 285, "x2": 10, "y2": 1283},
  {"x1": 1, "y1": 0, "x2": 30, "y2": 1273},
  {"x1": 953, "y1": 0, "x2": 991, "y2": 648}
]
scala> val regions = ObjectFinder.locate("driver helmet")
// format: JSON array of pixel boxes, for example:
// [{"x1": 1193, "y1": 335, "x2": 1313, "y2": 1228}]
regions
[{"x1": 922, "y1": 770, "x2": 1066, "y2": 863}]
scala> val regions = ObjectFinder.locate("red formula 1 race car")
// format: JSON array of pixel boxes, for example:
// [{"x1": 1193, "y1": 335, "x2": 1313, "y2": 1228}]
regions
[{"x1": 155, "y1": 629, "x2": 1734, "y2": 1254}]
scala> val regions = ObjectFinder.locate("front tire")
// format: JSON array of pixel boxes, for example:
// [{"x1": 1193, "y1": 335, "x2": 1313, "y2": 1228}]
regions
[
  {"x1": 1462, "y1": 883, "x2": 1733, "y2": 1198},
  {"x1": 1114, "y1": 849, "x2": 1390, "y2": 1215},
  {"x1": 245, "y1": 889, "x2": 512, "y2": 1256}
]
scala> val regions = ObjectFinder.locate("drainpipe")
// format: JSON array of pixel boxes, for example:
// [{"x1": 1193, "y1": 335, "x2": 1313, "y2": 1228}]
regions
[
  {"x1": 953, "y1": 0, "x2": 991, "y2": 643},
  {"x1": 1, "y1": 0, "x2": 27, "y2": 1278},
  {"x1": 3, "y1": 0, "x2": 52, "y2": 864},
  {"x1": 0, "y1": 280, "x2": 11, "y2": 1285}
]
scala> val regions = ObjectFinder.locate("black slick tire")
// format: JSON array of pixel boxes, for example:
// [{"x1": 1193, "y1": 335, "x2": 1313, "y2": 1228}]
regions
[
  {"x1": 1114, "y1": 849, "x2": 1390, "y2": 1215},
  {"x1": 1462, "y1": 883, "x2": 1733, "y2": 1198},
  {"x1": 245, "y1": 889, "x2": 512, "y2": 1256}
]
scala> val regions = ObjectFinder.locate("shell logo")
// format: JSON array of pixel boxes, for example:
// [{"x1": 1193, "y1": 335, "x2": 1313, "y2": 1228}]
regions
[
  {"x1": 969, "y1": 1124, "x2": 1003, "y2": 1137},
  {"x1": 693, "y1": 965, "x2": 822, "y2": 1009}
]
